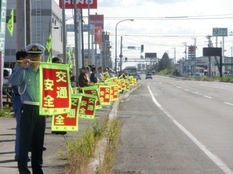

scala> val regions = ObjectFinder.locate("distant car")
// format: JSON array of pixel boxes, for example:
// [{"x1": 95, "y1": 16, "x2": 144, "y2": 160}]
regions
[
  {"x1": 228, "y1": 72, "x2": 233, "y2": 76},
  {"x1": 136, "y1": 74, "x2": 141, "y2": 80},
  {"x1": 195, "y1": 73, "x2": 201, "y2": 77},
  {"x1": 146, "y1": 73, "x2": 153, "y2": 79}
]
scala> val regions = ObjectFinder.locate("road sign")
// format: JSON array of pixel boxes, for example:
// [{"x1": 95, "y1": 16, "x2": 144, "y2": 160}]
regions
[
  {"x1": 66, "y1": 24, "x2": 93, "y2": 32},
  {"x1": 127, "y1": 46, "x2": 136, "y2": 49},
  {"x1": 212, "y1": 28, "x2": 228, "y2": 37},
  {"x1": 203, "y1": 47, "x2": 222, "y2": 56}
]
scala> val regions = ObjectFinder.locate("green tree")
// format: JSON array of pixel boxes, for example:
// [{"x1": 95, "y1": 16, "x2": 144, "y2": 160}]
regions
[{"x1": 158, "y1": 52, "x2": 172, "y2": 71}]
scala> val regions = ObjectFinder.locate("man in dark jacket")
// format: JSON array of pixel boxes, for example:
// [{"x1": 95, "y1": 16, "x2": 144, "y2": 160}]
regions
[{"x1": 90, "y1": 66, "x2": 98, "y2": 83}]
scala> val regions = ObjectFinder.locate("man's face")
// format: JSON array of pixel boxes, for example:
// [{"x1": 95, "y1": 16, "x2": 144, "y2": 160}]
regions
[{"x1": 29, "y1": 54, "x2": 42, "y2": 65}]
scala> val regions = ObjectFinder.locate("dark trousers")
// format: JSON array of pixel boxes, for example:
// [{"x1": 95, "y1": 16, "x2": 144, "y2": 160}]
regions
[
  {"x1": 18, "y1": 104, "x2": 46, "y2": 174},
  {"x1": 13, "y1": 95, "x2": 22, "y2": 160}
]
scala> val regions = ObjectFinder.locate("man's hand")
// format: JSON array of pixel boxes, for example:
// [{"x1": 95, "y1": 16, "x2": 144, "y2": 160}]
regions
[{"x1": 20, "y1": 59, "x2": 31, "y2": 69}]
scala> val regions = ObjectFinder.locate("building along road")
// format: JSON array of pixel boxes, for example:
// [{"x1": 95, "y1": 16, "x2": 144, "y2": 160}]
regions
[{"x1": 113, "y1": 75, "x2": 233, "y2": 174}]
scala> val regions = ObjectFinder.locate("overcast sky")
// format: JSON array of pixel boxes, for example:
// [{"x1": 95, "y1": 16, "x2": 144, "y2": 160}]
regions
[{"x1": 56, "y1": 0, "x2": 233, "y2": 65}]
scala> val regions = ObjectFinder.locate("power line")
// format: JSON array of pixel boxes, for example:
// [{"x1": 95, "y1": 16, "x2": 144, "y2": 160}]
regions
[{"x1": 103, "y1": 14, "x2": 233, "y2": 20}]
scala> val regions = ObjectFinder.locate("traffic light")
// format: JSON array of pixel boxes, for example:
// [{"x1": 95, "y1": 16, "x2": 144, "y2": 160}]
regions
[
  {"x1": 141, "y1": 44, "x2": 144, "y2": 53},
  {"x1": 125, "y1": 57, "x2": 128, "y2": 62}
]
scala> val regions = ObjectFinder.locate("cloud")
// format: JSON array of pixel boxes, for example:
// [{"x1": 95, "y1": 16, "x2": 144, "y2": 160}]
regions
[
  {"x1": 98, "y1": 0, "x2": 188, "y2": 7},
  {"x1": 152, "y1": 0, "x2": 188, "y2": 4}
]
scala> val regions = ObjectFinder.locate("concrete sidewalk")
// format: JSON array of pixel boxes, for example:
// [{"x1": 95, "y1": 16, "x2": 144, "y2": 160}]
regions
[
  {"x1": 0, "y1": 105, "x2": 113, "y2": 174},
  {"x1": 0, "y1": 85, "x2": 139, "y2": 174}
]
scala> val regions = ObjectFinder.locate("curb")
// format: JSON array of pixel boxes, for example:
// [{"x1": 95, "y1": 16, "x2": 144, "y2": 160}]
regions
[{"x1": 87, "y1": 84, "x2": 141, "y2": 174}]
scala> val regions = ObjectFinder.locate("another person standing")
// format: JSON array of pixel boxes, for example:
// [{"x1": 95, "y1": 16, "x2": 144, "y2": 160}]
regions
[
  {"x1": 78, "y1": 67, "x2": 89, "y2": 88},
  {"x1": 12, "y1": 50, "x2": 28, "y2": 161},
  {"x1": 51, "y1": 56, "x2": 62, "y2": 63},
  {"x1": 9, "y1": 43, "x2": 46, "y2": 174},
  {"x1": 97, "y1": 66, "x2": 103, "y2": 82},
  {"x1": 105, "y1": 67, "x2": 114, "y2": 77},
  {"x1": 90, "y1": 66, "x2": 98, "y2": 84},
  {"x1": 85, "y1": 66, "x2": 91, "y2": 83}
]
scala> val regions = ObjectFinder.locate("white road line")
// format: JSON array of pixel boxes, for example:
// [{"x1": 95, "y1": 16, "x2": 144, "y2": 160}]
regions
[
  {"x1": 204, "y1": 95, "x2": 212, "y2": 99},
  {"x1": 147, "y1": 85, "x2": 233, "y2": 174},
  {"x1": 192, "y1": 91, "x2": 199, "y2": 95},
  {"x1": 224, "y1": 102, "x2": 233, "y2": 106}
]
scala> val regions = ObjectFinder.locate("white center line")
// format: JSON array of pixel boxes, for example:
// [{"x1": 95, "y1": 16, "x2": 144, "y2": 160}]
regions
[
  {"x1": 204, "y1": 95, "x2": 212, "y2": 99},
  {"x1": 224, "y1": 102, "x2": 233, "y2": 106},
  {"x1": 192, "y1": 91, "x2": 199, "y2": 94},
  {"x1": 148, "y1": 85, "x2": 233, "y2": 174}
]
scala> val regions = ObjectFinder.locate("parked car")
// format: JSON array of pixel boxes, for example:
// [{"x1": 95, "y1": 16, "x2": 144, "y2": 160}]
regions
[{"x1": 145, "y1": 73, "x2": 153, "y2": 79}]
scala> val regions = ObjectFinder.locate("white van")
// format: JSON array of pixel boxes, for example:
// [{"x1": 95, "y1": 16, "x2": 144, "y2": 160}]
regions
[{"x1": 3, "y1": 68, "x2": 12, "y2": 85}]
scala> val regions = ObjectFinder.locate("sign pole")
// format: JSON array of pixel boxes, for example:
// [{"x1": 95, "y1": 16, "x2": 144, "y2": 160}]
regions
[
  {"x1": 88, "y1": 0, "x2": 90, "y2": 65},
  {"x1": 62, "y1": 0, "x2": 67, "y2": 63},
  {"x1": 73, "y1": 0, "x2": 79, "y2": 86}
]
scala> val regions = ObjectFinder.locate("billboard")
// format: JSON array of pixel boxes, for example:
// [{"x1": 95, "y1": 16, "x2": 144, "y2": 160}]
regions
[
  {"x1": 145, "y1": 52, "x2": 157, "y2": 58},
  {"x1": 95, "y1": 28, "x2": 102, "y2": 44},
  {"x1": 0, "y1": 0, "x2": 7, "y2": 52},
  {"x1": 89, "y1": 14, "x2": 104, "y2": 45},
  {"x1": 188, "y1": 45, "x2": 196, "y2": 59},
  {"x1": 59, "y1": 0, "x2": 97, "y2": 9},
  {"x1": 89, "y1": 14, "x2": 104, "y2": 29},
  {"x1": 203, "y1": 47, "x2": 222, "y2": 57}
]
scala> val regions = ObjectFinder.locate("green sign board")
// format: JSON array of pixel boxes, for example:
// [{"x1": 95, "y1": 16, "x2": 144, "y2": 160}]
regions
[
  {"x1": 212, "y1": 28, "x2": 228, "y2": 37},
  {"x1": 0, "y1": 0, "x2": 7, "y2": 52}
]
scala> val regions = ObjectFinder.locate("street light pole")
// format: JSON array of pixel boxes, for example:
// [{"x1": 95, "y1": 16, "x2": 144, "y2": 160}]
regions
[{"x1": 114, "y1": 19, "x2": 134, "y2": 73}]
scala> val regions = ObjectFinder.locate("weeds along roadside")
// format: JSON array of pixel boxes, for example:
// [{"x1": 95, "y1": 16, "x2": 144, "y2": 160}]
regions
[
  {"x1": 96, "y1": 118, "x2": 121, "y2": 174},
  {"x1": 0, "y1": 105, "x2": 13, "y2": 118},
  {"x1": 59, "y1": 117, "x2": 121, "y2": 174}
]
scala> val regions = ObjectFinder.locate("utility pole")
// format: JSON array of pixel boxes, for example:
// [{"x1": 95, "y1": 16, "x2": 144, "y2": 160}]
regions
[
  {"x1": 173, "y1": 47, "x2": 176, "y2": 64},
  {"x1": 77, "y1": 9, "x2": 82, "y2": 68},
  {"x1": 73, "y1": 0, "x2": 79, "y2": 86},
  {"x1": 231, "y1": 46, "x2": 233, "y2": 72},
  {"x1": 183, "y1": 42, "x2": 187, "y2": 75},
  {"x1": 81, "y1": 9, "x2": 84, "y2": 67},
  {"x1": 206, "y1": 35, "x2": 212, "y2": 77},
  {"x1": 62, "y1": 0, "x2": 67, "y2": 63},
  {"x1": 16, "y1": 1, "x2": 26, "y2": 50},
  {"x1": 120, "y1": 36, "x2": 123, "y2": 71},
  {"x1": 102, "y1": 32, "x2": 106, "y2": 70},
  {"x1": 87, "y1": 0, "x2": 90, "y2": 65},
  {"x1": 26, "y1": 0, "x2": 31, "y2": 45},
  {"x1": 193, "y1": 38, "x2": 196, "y2": 75},
  {"x1": 183, "y1": 42, "x2": 187, "y2": 60}
]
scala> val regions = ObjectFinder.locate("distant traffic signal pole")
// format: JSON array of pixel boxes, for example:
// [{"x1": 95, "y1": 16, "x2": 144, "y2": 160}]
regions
[{"x1": 114, "y1": 19, "x2": 134, "y2": 72}]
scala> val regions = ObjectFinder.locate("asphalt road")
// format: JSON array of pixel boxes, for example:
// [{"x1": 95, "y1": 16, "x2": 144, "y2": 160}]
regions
[{"x1": 114, "y1": 75, "x2": 233, "y2": 174}]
